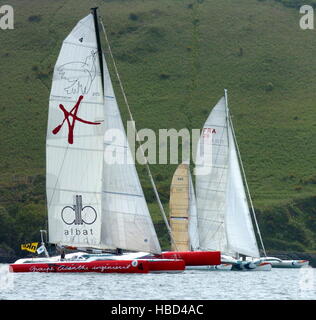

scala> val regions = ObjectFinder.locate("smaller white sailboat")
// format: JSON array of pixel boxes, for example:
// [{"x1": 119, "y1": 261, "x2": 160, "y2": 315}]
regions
[{"x1": 193, "y1": 89, "x2": 271, "y2": 271}]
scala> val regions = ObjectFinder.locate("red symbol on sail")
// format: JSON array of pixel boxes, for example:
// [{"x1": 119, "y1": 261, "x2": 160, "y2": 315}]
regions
[
  {"x1": 52, "y1": 95, "x2": 101, "y2": 144},
  {"x1": 202, "y1": 128, "x2": 217, "y2": 138}
]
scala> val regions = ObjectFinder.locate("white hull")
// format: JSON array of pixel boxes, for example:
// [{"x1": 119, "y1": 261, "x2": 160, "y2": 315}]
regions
[
  {"x1": 186, "y1": 264, "x2": 233, "y2": 271},
  {"x1": 231, "y1": 261, "x2": 272, "y2": 271},
  {"x1": 272, "y1": 261, "x2": 309, "y2": 268},
  {"x1": 260, "y1": 257, "x2": 309, "y2": 268},
  {"x1": 223, "y1": 255, "x2": 272, "y2": 271},
  {"x1": 12, "y1": 251, "x2": 153, "y2": 265}
]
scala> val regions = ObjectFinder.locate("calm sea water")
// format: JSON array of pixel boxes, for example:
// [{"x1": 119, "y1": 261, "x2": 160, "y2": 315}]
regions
[{"x1": 0, "y1": 264, "x2": 315, "y2": 300}]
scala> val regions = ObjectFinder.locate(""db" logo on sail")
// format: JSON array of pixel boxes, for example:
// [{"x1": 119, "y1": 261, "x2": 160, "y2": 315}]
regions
[{"x1": 61, "y1": 195, "x2": 97, "y2": 225}]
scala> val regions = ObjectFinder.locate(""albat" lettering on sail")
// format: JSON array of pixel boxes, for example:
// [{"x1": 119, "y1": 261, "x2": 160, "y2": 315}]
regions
[{"x1": 64, "y1": 228, "x2": 94, "y2": 236}]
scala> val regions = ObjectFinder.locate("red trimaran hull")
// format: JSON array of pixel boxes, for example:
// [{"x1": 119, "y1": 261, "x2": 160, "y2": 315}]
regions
[
  {"x1": 10, "y1": 259, "x2": 184, "y2": 274},
  {"x1": 10, "y1": 251, "x2": 220, "y2": 273},
  {"x1": 158, "y1": 251, "x2": 221, "y2": 266}
]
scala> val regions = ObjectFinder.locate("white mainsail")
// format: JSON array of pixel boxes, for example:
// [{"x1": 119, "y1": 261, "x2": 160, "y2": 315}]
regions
[
  {"x1": 195, "y1": 94, "x2": 260, "y2": 257},
  {"x1": 195, "y1": 97, "x2": 231, "y2": 254},
  {"x1": 47, "y1": 14, "x2": 104, "y2": 248},
  {"x1": 46, "y1": 13, "x2": 161, "y2": 253}
]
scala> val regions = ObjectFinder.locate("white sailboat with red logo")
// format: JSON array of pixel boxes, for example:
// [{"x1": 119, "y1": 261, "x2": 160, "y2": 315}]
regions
[
  {"x1": 193, "y1": 90, "x2": 271, "y2": 271},
  {"x1": 10, "y1": 8, "x2": 218, "y2": 273}
]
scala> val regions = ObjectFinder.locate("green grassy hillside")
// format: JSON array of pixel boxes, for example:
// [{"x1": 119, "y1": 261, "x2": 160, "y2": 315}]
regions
[{"x1": 0, "y1": 0, "x2": 315, "y2": 254}]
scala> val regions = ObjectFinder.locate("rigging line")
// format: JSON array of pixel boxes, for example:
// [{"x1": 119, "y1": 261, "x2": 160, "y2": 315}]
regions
[
  {"x1": 99, "y1": 17, "x2": 178, "y2": 252},
  {"x1": 225, "y1": 90, "x2": 267, "y2": 257}
]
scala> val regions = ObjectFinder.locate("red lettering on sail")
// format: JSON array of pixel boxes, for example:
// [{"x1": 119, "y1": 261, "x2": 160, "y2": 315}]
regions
[
  {"x1": 202, "y1": 128, "x2": 217, "y2": 138},
  {"x1": 52, "y1": 95, "x2": 101, "y2": 144}
]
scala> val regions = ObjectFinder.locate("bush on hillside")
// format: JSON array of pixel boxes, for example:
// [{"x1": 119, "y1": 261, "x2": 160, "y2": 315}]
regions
[{"x1": 28, "y1": 15, "x2": 42, "y2": 23}]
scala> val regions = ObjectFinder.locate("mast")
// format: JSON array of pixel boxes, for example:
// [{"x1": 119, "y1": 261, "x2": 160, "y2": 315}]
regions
[
  {"x1": 224, "y1": 89, "x2": 267, "y2": 257},
  {"x1": 224, "y1": 89, "x2": 236, "y2": 258},
  {"x1": 40, "y1": 230, "x2": 49, "y2": 257},
  {"x1": 91, "y1": 7, "x2": 104, "y2": 91},
  {"x1": 224, "y1": 90, "x2": 231, "y2": 190}
]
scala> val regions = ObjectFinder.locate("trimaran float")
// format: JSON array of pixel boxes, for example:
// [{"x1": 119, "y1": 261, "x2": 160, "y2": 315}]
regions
[{"x1": 10, "y1": 8, "x2": 219, "y2": 274}]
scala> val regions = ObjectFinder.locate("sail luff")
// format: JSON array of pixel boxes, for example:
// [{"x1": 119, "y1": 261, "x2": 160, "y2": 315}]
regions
[
  {"x1": 91, "y1": 8, "x2": 104, "y2": 92},
  {"x1": 195, "y1": 97, "x2": 231, "y2": 254}
]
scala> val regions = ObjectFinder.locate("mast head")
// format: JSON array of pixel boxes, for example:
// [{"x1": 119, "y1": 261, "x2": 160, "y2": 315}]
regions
[
  {"x1": 90, "y1": 7, "x2": 99, "y2": 18},
  {"x1": 224, "y1": 88, "x2": 229, "y2": 110}
]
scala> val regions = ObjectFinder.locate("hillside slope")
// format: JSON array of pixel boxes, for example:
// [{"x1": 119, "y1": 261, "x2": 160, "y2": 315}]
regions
[{"x1": 0, "y1": 0, "x2": 315, "y2": 253}]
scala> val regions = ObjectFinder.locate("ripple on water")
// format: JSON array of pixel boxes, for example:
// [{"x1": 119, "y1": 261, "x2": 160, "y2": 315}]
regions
[{"x1": 0, "y1": 265, "x2": 315, "y2": 300}]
